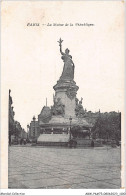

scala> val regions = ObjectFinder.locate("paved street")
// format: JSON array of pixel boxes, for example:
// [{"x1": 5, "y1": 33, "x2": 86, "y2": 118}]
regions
[{"x1": 8, "y1": 146, "x2": 121, "y2": 189}]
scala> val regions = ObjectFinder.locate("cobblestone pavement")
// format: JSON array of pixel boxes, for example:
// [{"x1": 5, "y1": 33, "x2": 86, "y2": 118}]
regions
[{"x1": 8, "y1": 146, "x2": 121, "y2": 189}]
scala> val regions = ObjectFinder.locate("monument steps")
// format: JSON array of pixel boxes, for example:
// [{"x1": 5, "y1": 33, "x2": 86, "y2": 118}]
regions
[
  {"x1": 36, "y1": 133, "x2": 102, "y2": 147},
  {"x1": 75, "y1": 138, "x2": 103, "y2": 147}
]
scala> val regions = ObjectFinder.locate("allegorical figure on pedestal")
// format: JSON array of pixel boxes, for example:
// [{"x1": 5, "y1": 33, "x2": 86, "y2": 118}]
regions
[
  {"x1": 51, "y1": 97, "x2": 65, "y2": 116},
  {"x1": 75, "y1": 97, "x2": 85, "y2": 117},
  {"x1": 58, "y1": 38, "x2": 75, "y2": 80}
]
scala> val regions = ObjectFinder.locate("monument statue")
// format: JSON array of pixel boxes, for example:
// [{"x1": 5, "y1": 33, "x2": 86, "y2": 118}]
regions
[
  {"x1": 38, "y1": 106, "x2": 52, "y2": 123},
  {"x1": 58, "y1": 38, "x2": 75, "y2": 80},
  {"x1": 53, "y1": 38, "x2": 79, "y2": 115},
  {"x1": 38, "y1": 39, "x2": 91, "y2": 136},
  {"x1": 75, "y1": 97, "x2": 85, "y2": 117},
  {"x1": 51, "y1": 97, "x2": 65, "y2": 116}
]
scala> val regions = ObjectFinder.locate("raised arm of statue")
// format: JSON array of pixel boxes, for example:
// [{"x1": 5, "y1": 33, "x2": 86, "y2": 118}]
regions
[
  {"x1": 59, "y1": 44, "x2": 65, "y2": 55},
  {"x1": 58, "y1": 38, "x2": 65, "y2": 55}
]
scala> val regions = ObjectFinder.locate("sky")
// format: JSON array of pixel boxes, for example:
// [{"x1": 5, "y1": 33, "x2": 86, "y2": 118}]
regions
[{"x1": 1, "y1": 1, "x2": 124, "y2": 130}]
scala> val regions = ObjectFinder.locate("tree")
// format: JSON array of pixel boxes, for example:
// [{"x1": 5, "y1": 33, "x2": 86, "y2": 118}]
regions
[
  {"x1": 71, "y1": 126, "x2": 90, "y2": 138},
  {"x1": 92, "y1": 112, "x2": 121, "y2": 140}
]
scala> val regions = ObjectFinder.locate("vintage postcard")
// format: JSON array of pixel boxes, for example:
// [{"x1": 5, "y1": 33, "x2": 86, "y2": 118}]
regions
[{"x1": 1, "y1": 0, "x2": 125, "y2": 194}]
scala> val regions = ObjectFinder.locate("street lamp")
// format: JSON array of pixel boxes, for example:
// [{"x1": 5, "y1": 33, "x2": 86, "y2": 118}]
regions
[
  {"x1": 33, "y1": 116, "x2": 36, "y2": 138},
  {"x1": 69, "y1": 116, "x2": 72, "y2": 140},
  {"x1": 89, "y1": 128, "x2": 91, "y2": 139}
]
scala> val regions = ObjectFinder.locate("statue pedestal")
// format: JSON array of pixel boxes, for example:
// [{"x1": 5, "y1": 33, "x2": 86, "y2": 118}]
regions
[
  {"x1": 39, "y1": 115, "x2": 91, "y2": 133},
  {"x1": 53, "y1": 79, "x2": 79, "y2": 118}
]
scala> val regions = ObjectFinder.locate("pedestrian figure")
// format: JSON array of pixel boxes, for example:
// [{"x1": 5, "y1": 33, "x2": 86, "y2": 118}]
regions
[
  {"x1": 20, "y1": 139, "x2": 23, "y2": 145},
  {"x1": 91, "y1": 140, "x2": 94, "y2": 147},
  {"x1": 24, "y1": 139, "x2": 26, "y2": 145}
]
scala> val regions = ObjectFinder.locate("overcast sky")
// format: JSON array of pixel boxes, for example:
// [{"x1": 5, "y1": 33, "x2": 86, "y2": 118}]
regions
[{"x1": 2, "y1": 1, "x2": 124, "y2": 130}]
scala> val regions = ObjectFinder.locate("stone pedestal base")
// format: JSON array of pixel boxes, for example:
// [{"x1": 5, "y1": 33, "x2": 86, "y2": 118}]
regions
[
  {"x1": 39, "y1": 115, "x2": 90, "y2": 128},
  {"x1": 53, "y1": 79, "x2": 79, "y2": 118}
]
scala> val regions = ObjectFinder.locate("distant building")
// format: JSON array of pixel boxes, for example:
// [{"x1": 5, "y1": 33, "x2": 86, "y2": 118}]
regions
[
  {"x1": 21, "y1": 129, "x2": 27, "y2": 139},
  {"x1": 29, "y1": 116, "x2": 40, "y2": 139},
  {"x1": 9, "y1": 90, "x2": 27, "y2": 144},
  {"x1": 9, "y1": 90, "x2": 15, "y2": 145},
  {"x1": 15, "y1": 121, "x2": 22, "y2": 139}
]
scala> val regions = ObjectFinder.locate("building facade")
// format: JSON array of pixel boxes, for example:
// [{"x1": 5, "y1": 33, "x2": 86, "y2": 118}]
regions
[
  {"x1": 9, "y1": 89, "x2": 15, "y2": 145},
  {"x1": 9, "y1": 90, "x2": 27, "y2": 144},
  {"x1": 29, "y1": 116, "x2": 40, "y2": 139}
]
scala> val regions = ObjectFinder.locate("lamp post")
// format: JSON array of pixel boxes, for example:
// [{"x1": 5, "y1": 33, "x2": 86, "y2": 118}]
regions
[
  {"x1": 107, "y1": 130, "x2": 109, "y2": 142},
  {"x1": 33, "y1": 116, "x2": 36, "y2": 138},
  {"x1": 89, "y1": 128, "x2": 91, "y2": 139},
  {"x1": 69, "y1": 116, "x2": 72, "y2": 140}
]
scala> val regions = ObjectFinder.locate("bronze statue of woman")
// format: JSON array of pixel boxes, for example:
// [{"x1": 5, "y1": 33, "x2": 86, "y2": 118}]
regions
[{"x1": 58, "y1": 38, "x2": 75, "y2": 80}]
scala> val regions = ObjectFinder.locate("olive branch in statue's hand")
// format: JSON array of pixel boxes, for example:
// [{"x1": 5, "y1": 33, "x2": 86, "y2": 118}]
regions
[{"x1": 57, "y1": 38, "x2": 63, "y2": 46}]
